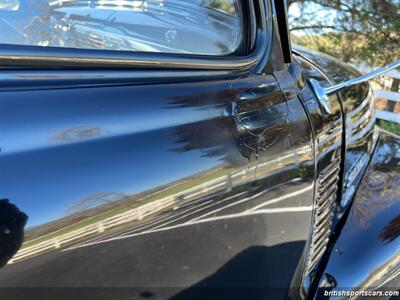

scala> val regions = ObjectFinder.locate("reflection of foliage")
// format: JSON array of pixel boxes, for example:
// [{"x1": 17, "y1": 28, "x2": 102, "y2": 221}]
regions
[
  {"x1": 200, "y1": 0, "x2": 237, "y2": 16},
  {"x1": 349, "y1": 136, "x2": 400, "y2": 229},
  {"x1": 350, "y1": 171, "x2": 397, "y2": 228},
  {"x1": 166, "y1": 86, "x2": 290, "y2": 164},
  {"x1": 377, "y1": 120, "x2": 400, "y2": 137},
  {"x1": 170, "y1": 119, "x2": 246, "y2": 167},
  {"x1": 166, "y1": 88, "x2": 247, "y2": 165},
  {"x1": 22, "y1": 165, "x2": 232, "y2": 248},
  {"x1": 66, "y1": 192, "x2": 126, "y2": 214}
]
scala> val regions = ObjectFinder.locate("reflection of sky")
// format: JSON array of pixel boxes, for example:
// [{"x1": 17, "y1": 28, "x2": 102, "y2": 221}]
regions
[
  {"x1": 0, "y1": 83, "x2": 226, "y2": 228},
  {"x1": 289, "y1": 2, "x2": 337, "y2": 36},
  {"x1": 1, "y1": 129, "x2": 221, "y2": 228},
  {"x1": 2, "y1": 99, "x2": 222, "y2": 155}
]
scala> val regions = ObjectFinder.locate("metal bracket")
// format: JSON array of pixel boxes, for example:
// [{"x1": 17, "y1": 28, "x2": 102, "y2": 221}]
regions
[{"x1": 308, "y1": 78, "x2": 333, "y2": 115}]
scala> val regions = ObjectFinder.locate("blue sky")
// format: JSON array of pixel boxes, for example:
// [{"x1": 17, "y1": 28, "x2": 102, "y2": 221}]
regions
[{"x1": 288, "y1": 2, "x2": 338, "y2": 35}]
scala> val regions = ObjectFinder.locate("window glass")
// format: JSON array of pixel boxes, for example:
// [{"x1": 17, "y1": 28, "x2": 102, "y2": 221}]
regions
[{"x1": 0, "y1": 0, "x2": 243, "y2": 56}]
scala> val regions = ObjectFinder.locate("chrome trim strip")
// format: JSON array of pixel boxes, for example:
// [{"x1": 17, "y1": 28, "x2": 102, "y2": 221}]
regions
[
  {"x1": 347, "y1": 88, "x2": 373, "y2": 119},
  {"x1": 0, "y1": 70, "x2": 234, "y2": 91},
  {"x1": 0, "y1": 42, "x2": 263, "y2": 71},
  {"x1": 306, "y1": 158, "x2": 340, "y2": 273},
  {"x1": 350, "y1": 114, "x2": 376, "y2": 142},
  {"x1": 325, "y1": 60, "x2": 400, "y2": 96},
  {"x1": 352, "y1": 105, "x2": 375, "y2": 131},
  {"x1": 308, "y1": 60, "x2": 400, "y2": 115},
  {"x1": 0, "y1": 70, "x2": 231, "y2": 85},
  {"x1": 350, "y1": 97, "x2": 374, "y2": 123}
]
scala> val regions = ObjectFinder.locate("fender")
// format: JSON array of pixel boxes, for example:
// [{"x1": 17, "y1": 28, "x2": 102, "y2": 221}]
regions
[{"x1": 316, "y1": 132, "x2": 400, "y2": 297}]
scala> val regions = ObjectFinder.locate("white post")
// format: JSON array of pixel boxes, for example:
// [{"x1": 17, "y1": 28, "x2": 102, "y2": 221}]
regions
[
  {"x1": 97, "y1": 222, "x2": 105, "y2": 233},
  {"x1": 54, "y1": 238, "x2": 61, "y2": 249},
  {"x1": 137, "y1": 207, "x2": 143, "y2": 220},
  {"x1": 225, "y1": 174, "x2": 232, "y2": 192}
]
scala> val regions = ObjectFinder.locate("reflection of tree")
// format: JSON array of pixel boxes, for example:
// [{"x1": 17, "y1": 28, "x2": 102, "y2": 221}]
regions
[
  {"x1": 164, "y1": 88, "x2": 231, "y2": 109},
  {"x1": 349, "y1": 136, "x2": 400, "y2": 229},
  {"x1": 200, "y1": 0, "x2": 237, "y2": 16},
  {"x1": 199, "y1": 0, "x2": 240, "y2": 54},
  {"x1": 24, "y1": 192, "x2": 129, "y2": 240},
  {"x1": 379, "y1": 214, "x2": 400, "y2": 244},
  {"x1": 374, "y1": 140, "x2": 400, "y2": 172},
  {"x1": 66, "y1": 192, "x2": 126, "y2": 215},
  {"x1": 23, "y1": 1, "x2": 54, "y2": 46},
  {"x1": 170, "y1": 118, "x2": 245, "y2": 166},
  {"x1": 166, "y1": 88, "x2": 246, "y2": 166},
  {"x1": 166, "y1": 86, "x2": 290, "y2": 164},
  {"x1": 350, "y1": 172, "x2": 397, "y2": 229},
  {"x1": 169, "y1": 110, "x2": 289, "y2": 164}
]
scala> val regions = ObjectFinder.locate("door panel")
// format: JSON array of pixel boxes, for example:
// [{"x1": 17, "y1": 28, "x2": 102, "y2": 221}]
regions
[{"x1": 0, "y1": 72, "x2": 314, "y2": 299}]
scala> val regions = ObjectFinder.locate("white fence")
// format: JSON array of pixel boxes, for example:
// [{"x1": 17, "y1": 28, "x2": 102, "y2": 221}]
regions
[
  {"x1": 10, "y1": 147, "x2": 305, "y2": 264},
  {"x1": 9, "y1": 168, "x2": 250, "y2": 263},
  {"x1": 370, "y1": 68, "x2": 400, "y2": 124}
]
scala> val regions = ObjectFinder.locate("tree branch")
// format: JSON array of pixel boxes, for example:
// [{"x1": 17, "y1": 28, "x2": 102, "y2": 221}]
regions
[{"x1": 290, "y1": 25, "x2": 337, "y2": 31}]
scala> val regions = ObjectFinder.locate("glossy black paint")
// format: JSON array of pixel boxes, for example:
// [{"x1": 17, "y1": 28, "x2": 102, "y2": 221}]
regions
[
  {"x1": 293, "y1": 47, "x2": 377, "y2": 211},
  {"x1": 292, "y1": 46, "x2": 383, "y2": 298},
  {"x1": 0, "y1": 75, "x2": 314, "y2": 299},
  {"x1": 0, "y1": 7, "x2": 315, "y2": 296},
  {"x1": 0, "y1": 1, "x2": 396, "y2": 299},
  {"x1": 317, "y1": 132, "x2": 400, "y2": 297},
  {"x1": 0, "y1": 200, "x2": 27, "y2": 268}
]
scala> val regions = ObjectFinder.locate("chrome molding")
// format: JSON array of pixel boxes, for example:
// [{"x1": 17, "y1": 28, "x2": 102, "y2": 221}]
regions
[
  {"x1": 309, "y1": 60, "x2": 400, "y2": 115},
  {"x1": 306, "y1": 158, "x2": 341, "y2": 273},
  {"x1": 0, "y1": 41, "x2": 264, "y2": 71},
  {"x1": 325, "y1": 60, "x2": 400, "y2": 96},
  {"x1": 0, "y1": 70, "x2": 232, "y2": 89}
]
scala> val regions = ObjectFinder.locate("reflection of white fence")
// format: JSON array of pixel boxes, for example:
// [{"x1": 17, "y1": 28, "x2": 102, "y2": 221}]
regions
[
  {"x1": 373, "y1": 69, "x2": 400, "y2": 124},
  {"x1": 9, "y1": 169, "x2": 251, "y2": 264},
  {"x1": 10, "y1": 130, "x2": 308, "y2": 263}
]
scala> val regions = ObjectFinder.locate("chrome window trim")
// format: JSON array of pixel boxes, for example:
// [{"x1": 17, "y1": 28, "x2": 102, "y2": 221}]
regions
[
  {"x1": 0, "y1": 0, "x2": 270, "y2": 72},
  {"x1": 0, "y1": 69, "x2": 235, "y2": 91}
]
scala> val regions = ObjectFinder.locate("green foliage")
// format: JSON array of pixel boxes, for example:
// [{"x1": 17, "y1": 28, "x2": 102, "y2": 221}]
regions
[
  {"x1": 201, "y1": 0, "x2": 237, "y2": 16},
  {"x1": 289, "y1": 0, "x2": 400, "y2": 65},
  {"x1": 377, "y1": 120, "x2": 400, "y2": 136}
]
